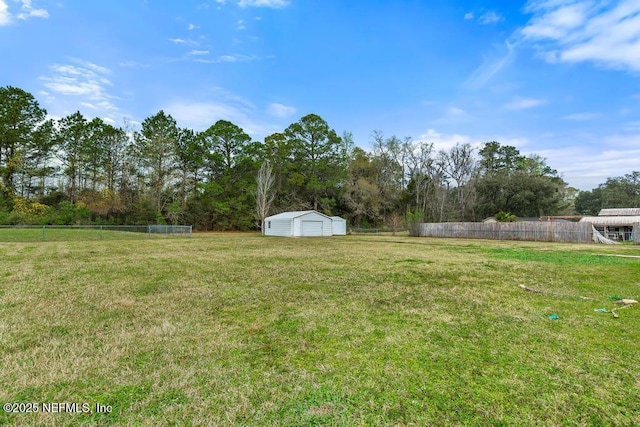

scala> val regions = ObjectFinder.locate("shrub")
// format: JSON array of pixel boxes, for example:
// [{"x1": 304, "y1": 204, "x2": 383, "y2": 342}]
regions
[{"x1": 496, "y1": 211, "x2": 517, "y2": 222}]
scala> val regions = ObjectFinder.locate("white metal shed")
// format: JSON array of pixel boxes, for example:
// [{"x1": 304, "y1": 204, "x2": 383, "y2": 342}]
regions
[
  {"x1": 330, "y1": 216, "x2": 347, "y2": 235},
  {"x1": 264, "y1": 210, "x2": 333, "y2": 237}
]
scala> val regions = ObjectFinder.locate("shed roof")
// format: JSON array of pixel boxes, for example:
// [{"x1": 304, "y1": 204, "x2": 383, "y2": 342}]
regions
[
  {"x1": 599, "y1": 208, "x2": 640, "y2": 216},
  {"x1": 267, "y1": 210, "x2": 331, "y2": 220},
  {"x1": 330, "y1": 216, "x2": 346, "y2": 221},
  {"x1": 580, "y1": 216, "x2": 640, "y2": 226}
]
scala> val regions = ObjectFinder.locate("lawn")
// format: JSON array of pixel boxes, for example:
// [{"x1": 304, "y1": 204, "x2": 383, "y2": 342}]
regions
[
  {"x1": 0, "y1": 226, "x2": 188, "y2": 242},
  {"x1": 0, "y1": 233, "x2": 639, "y2": 426}
]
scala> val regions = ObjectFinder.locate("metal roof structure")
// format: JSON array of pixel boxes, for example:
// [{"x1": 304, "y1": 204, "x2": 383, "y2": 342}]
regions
[
  {"x1": 266, "y1": 210, "x2": 331, "y2": 220},
  {"x1": 580, "y1": 216, "x2": 640, "y2": 226},
  {"x1": 598, "y1": 208, "x2": 640, "y2": 216}
]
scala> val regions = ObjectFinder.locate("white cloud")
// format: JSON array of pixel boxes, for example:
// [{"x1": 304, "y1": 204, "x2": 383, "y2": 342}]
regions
[
  {"x1": 195, "y1": 53, "x2": 256, "y2": 63},
  {"x1": 602, "y1": 130, "x2": 640, "y2": 150},
  {"x1": 218, "y1": 54, "x2": 244, "y2": 62},
  {"x1": 82, "y1": 62, "x2": 111, "y2": 75},
  {"x1": 0, "y1": 0, "x2": 49, "y2": 25},
  {"x1": 478, "y1": 11, "x2": 503, "y2": 25},
  {"x1": 119, "y1": 60, "x2": 147, "y2": 68},
  {"x1": 537, "y1": 143, "x2": 640, "y2": 190},
  {"x1": 187, "y1": 49, "x2": 210, "y2": 56},
  {"x1": 413, "y1": 127, "x2": 640, "y2": 190},
  {"x1": 19, "y1": 7, "x2": 47, "y2": 18},
  {"x1": 522, "y1": 2, "x2": 587, "y2": 39},
  {"x1": 237, "y1": 0, "x2": 289, "y2": 8},
  {"x1": 561, "y1": 112, "x2": 602, "y2": 121},
  {"x1": 267, "y1": 102, "x2": 296, "y2": 118},
  {"x1": 521, "y1": 0, "x2": 640, "y2": 71},
  {"x1": 505, "y1": 97, "x2": 546, "y2": 110},
  {"x1": 417, "y1": 129, "x2": 532, "y2": 155},
  {"x1": 81, "y1": 101, "x2": 119, "y2": 112},
  {"x1": 417, "y1": 129, "x2": 475, "y2": 152},
  {"x1": 165, "y1": 100, "x2": 276, "y2": 137},
  {"x1": 496, "y1": 136, "x2": 531, "y2": 150},
  {"x1": 163, "y1": 90, "x2": 293, "y2": 139},
  {"x1": 237, "y1": 19, "x2": 245, "y2": 30},
  {"x1": 17, "y1": 0, "x2": 48, "y2": 20},
  {"x1": 464, "y1": 12, "x2": 474, "y2": 20},
  {"x1": 168, "y1": 38, "x2": 200, "y2": 47},
  {"x1": 187, "y1": 23, "x2": 199, "y2": 30},
  {"x1": 446, "y1": 106, "x2": 466, "y2": 116},
  {"x1": 463, "y1": 40, "x2": 515, "y2": 89},
  {"x1": 39, "y1": 60, "x2": 119, "y2": 114},
  {"x1": 0, "y1": 0, "x2": 11, "y2": 25}
]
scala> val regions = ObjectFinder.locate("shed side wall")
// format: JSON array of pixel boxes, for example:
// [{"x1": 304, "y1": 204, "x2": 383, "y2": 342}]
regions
[
  {"x1": 332, "y1": 220, "x2": 347, "y2": 235},
  {"x1": 265, "y1": 219, "x2": 293, "y2": 237}
]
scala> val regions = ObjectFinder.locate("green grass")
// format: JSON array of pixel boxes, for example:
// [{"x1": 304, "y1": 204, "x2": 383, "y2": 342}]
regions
[
  {"x1": 0, "y1": 227, "x2": 185, "y2": 242},
  {"x1": 1, "y1": 233, "x2": 639, "y2": 425}
]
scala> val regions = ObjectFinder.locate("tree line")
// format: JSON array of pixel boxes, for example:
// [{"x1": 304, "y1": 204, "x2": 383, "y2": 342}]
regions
[
  {"x1": 573, "y1": 171, "x2": 640, "y2": 215},
  {"x1": 2, "y1": 85, "x2": 634, "y2": 230}
]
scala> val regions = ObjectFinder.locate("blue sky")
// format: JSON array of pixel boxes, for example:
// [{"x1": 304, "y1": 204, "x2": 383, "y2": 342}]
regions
[{"x1": 1, "y1": 0, "x2": 639, "y2": 190}]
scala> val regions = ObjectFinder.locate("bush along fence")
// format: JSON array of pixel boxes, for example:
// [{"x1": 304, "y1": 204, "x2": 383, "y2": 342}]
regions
[{"x1": 409, "y1": 221, "x2": 598, "y2": 244}]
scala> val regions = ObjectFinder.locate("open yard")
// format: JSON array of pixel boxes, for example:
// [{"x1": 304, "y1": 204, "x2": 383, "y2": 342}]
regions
[{"x1": 1, "y1": 233, "x2": 639, "y2": 426}]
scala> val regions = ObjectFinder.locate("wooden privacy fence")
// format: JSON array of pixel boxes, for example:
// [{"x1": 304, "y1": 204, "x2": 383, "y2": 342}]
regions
[{"x1": 410, "y1": 221, "x2": 594, "y2": 243}]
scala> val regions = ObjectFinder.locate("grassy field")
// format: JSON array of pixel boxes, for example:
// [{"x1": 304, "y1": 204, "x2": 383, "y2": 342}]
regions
[{"x1": 1, "y1": 232, "x2": 639, "y2": 426}]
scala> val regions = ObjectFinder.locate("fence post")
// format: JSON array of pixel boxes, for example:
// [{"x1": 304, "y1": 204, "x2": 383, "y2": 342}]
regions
[
  {"x1": 100, "y1": 225, "x2": 103, "y2": 240},
  {"x1": 42, "y1": 225, "x2": 45, "y2": 241}
]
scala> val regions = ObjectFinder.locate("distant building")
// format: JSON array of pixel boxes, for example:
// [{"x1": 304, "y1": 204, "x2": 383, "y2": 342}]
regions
[
  {"x1": 579, "y1": 208, "x2": 640, "y2": 241},
  {"x1": 264, "y1": 211, "x2": 346, "y2": 237},
  {"x1": 598, "y1": 208, "x2": 640, "y2": 216}
]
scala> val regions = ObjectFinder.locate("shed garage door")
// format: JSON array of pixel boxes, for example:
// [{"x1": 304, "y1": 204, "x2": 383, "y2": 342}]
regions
[{"x1": 301, "y1": 221, "x2": 323, "y2": 236}]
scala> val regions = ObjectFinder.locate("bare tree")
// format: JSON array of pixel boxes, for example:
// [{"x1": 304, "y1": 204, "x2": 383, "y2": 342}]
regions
[
  {"x1": 386, "y1": 212, "x2": 403, "y2": 236},
  {"x1": 256, "y1": 160, "x2": 276, "y2": 235},
  {"x1": 440, "y1": 143, "x2": 477, "y2": 221}
]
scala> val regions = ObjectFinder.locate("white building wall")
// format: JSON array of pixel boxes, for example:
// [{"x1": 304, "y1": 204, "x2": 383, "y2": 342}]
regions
[
  {"x1": 330, "y1": 217, "x2": 347, "y2": 235},
  {"x1": 265, "y1": 210, "x2": 333, "y2": 237},
  {"x1": 265, "y1": 219, "x2": 293, "y2": 237}
]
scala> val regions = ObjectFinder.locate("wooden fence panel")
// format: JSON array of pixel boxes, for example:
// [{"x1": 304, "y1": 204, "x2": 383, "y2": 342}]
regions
[{"x1": 411, "y1": 222, "x2": 593, "y2": 243}]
